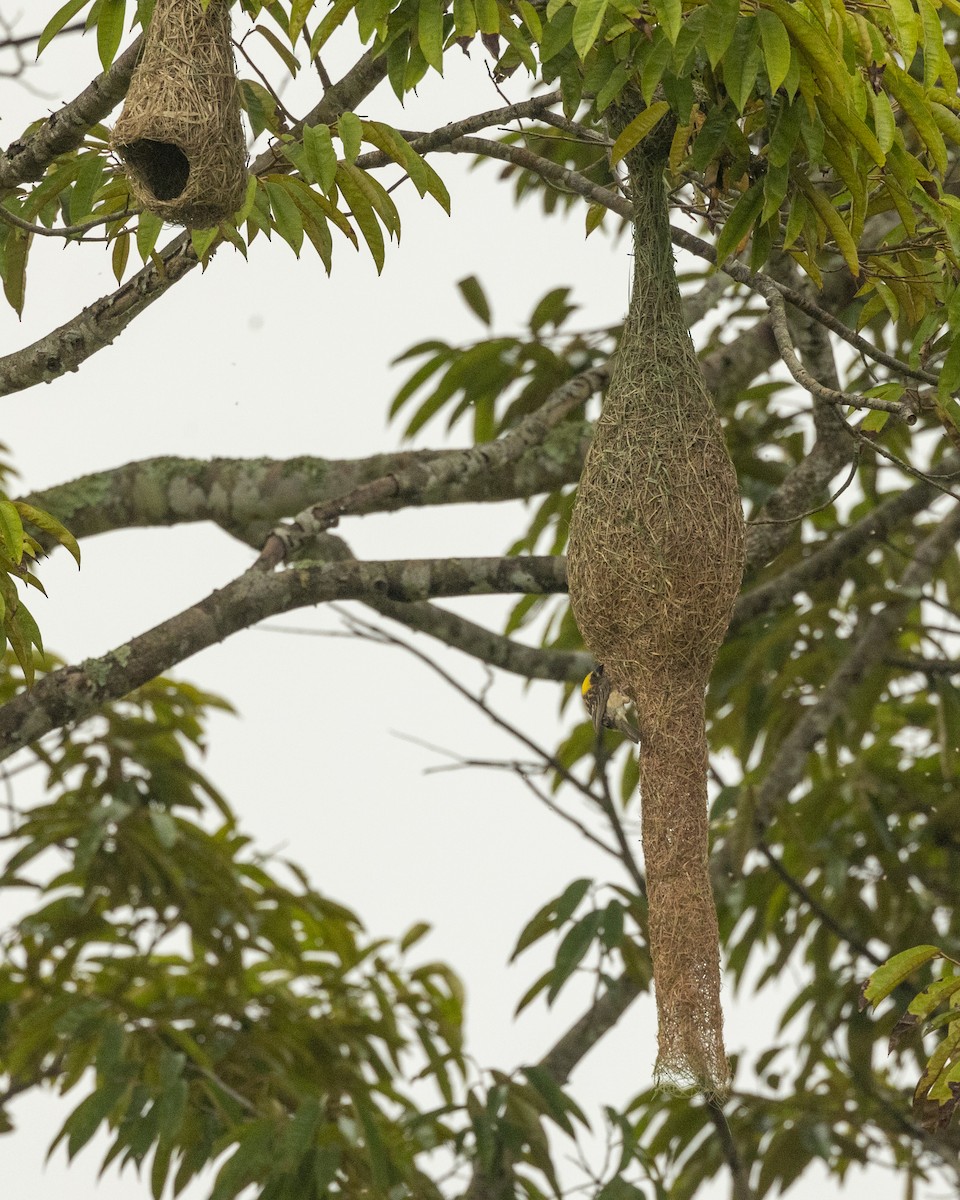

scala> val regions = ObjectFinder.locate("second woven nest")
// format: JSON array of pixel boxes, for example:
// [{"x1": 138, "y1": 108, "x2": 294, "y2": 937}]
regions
[{"x1": 112, "y1": 0, "x2": 248, "y2": 228}]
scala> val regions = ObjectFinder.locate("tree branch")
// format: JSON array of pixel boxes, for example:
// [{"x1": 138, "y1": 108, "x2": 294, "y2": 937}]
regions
[
  {"x1": 0, "y1": 555, "x2": 567, "y2": 762},
  {"x1": 255, "y1": 365, "x2": 608, "y2": 569},
  {"x1": 447, "y1": 135, "x2": 937, "y2": 390},
  {"x1": 0, "y1": 39, "x2": 142, "y2": 190},
  {"x1": 537, "y1": 972, "x2": 643, "y2": 1086},
  {"x1": 0, "y1": 45, "x2": 390, "y2": 398},
  {"x1": 734, "y1": 453, "x2": 960, "y2": 627},
  {"x1": 753, "y1": 502, "x2": 960, "y2": 829}
]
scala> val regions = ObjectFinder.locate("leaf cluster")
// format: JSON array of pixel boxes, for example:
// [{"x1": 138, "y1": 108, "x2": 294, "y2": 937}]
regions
[{"x1": 0, "y1": 669, "x2": 466, "y2": 1200}]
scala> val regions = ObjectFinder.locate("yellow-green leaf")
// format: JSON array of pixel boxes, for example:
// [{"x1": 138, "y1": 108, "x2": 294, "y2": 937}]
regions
[
  {"x1": 14, "y1": 502, "x2": 80, "y2": 566},
  {"x1": 0, "y1": 502, "x2": 24, "y2": 564},
  {"x1": 885, "y1": 62, "x2": 948, "y2": 174},
  {"x1": 610, "y1": 100, "x2": 670, "y2": 165},
  {"x1": 96, "y1": 0, "x2": 125, "y2": 70},
  {"x1": 418, "y1": 0, "x2": 446, "y2": 71},
  {"x1": 572, "y1": 0, "x2": 608, "y2": 59},
  {"x1": 796, "y1": 174, "x2": 860, "y2": 275},
  {"x1": 37, "y1": 0, "x2": 91, "y2": 56},
  {"x1": 715, "y1": 179, "x2": 765, "y2": 266},
  {"x1": 861, "y1": 945, "x2": 942, "y2": 1008},
  {"x1": 309, "y1": 0, "x2": 355, "y2": 55},
  {"x1": 651, "y1": 0, "x2": 681, "y2": 44},
  {"x1": 757, "y1": 9, "x2": 791, "y2": 93},
  {"x1": 886, "y1": 0, "x2": 920, "y2": 65},
  {"x1": 338, "y1": 111, "x2": 363, "y2": 163},
  {"x1": 475, "y1": 0, "x2": 500, "y2": 35}
]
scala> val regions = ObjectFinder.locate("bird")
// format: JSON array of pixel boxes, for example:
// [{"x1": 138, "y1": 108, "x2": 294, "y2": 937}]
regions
[{"x1": 581, "y1": 664, "x2": 640, "y2": 743}]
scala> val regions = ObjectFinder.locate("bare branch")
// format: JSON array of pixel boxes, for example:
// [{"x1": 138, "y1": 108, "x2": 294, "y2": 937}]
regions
[
  {"x1": 255, "y1": 365, "x2": 608, "y2": 569},
  {"x1": 0, "y1": 555, "x2": 567, "y2": 763},
  {"x1": 0, "y1": 204, "x2": 138, "y2": 239}
]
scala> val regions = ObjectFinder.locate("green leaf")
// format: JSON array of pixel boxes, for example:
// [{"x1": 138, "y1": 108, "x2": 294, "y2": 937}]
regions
[
  {"x1": 457, "y1": 275, "x2": 492, "y2": 325},
  {"x1": 549, "y1": 909, "x2": 604, "y2": 1001},
  {"x1": 861, "y1": 945, "x2": 942, "y2": 1008},
  {"x1": 715, "y1": 179, "x2": 764, "y2": 266},
  {"x1": 572, "y1": 0, "x2": 608, "y2": 59},
  {"x1": 454, "y1": 0, "x2": 478, "y2": 37},
  {"x1": 335, "y1": 164, "x2": 385, "y2": 271},
  {"x1": 289, "y1": 0, "x2": 314, "y2": 44},
  {"x1": 585, "y1": 202, "x2": 605, "y2": 235},
  {"x1": 517, "y1": 0, "x2": 542, "y2": 41},
  {"x1": 651, "y1": 0, "x2": 681, "y2": 45},
  {"x1": 308, "y1": 0, "x2": 356, "y2": 55},
  {"x1": 1, "y1": 227, "x2": 30, "y2": 316},
  {"x1": 475, "y1": 0, "x2": 499, "y2": 35},
  {"x1": 918, "y1": 0, "x2": 947, "y2": 89},
  {"x1": 757, "y1": 9, "x2": 791, "y2": 93},
  {"x1": 361, "y1": 121, "x2": 450, "y2": 211},
  {"x1": 96, "y1": 0, "x2": 126, "y2": 69},
  {"x1": 136, "y1": 211, "x2": 163, "y2": 262},
  {"x1": 763, "y1": 0, "x2": 848, "y2": 98},
  {"x1": 418, "y1": 0, "x2": 446, "y2": 71},
  {"x1": 265, "y1": 179, "x2": 305, "y2": 255},
  {"x1": 703, "y1": 0, "x2": 738, "y2": 69},
  {"x1": 14, "y1": 501, "x2": 80, "y2": 567},
  {"x1": 338, "y1": 111, "x2": 363, "y2": 163},
  {"x1": 111, "y1": 231, "x2": 130, "y2": 283},
  {"x1": 37, "y1": 0, "x2": 92, "y2": 56},
  {"x1": 887, "y1": 0, "x2": 920, "y2": 64},
  {"x1": 400, "y1": 921, "x2": 432, "y2": 951},
  {"x1": 555, "y1": 877, "x2": 592, "y2": 922},
  {"x1": 5, "y1": 612, "x2": 34, "y2": 684},
  {"x1": 529, "y1": 286, "x2": 574, "y2": 332},
  {"x1": 60, "y1": 1077, "x2": 129, "y2": 1160},
  {"x1": 870, "y1": 89, "x2": 897, "y2": 154},
  {"x1": 302, "y1": 124, "x2": 339, "y2": 193},
  {"x1": 724, "y1": 17, "x2": 761, "y2": 114},
  {"x1": 251, "y1": 23, "x2": 301, "y2": 76},
  {"x1": 797, "y1": 175, "x2": 861, "y2": 276},
  {"x1": 526, "y1": 1064, "x2": 590, "y2": 1132},
  {"x1": 338, "y1": 161, "x2": 400, "y2": 238},
  {"x1": 610, "y1": 100, "x2": 670, "y2": 165},
  {"x1": 0, "y1": 502, "x2": 24, "y2": 564}
]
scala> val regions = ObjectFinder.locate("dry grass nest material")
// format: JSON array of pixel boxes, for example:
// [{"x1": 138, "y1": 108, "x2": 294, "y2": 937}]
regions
[{"x1": 112, "y1": 0, "x2": 248, "y2": 228}]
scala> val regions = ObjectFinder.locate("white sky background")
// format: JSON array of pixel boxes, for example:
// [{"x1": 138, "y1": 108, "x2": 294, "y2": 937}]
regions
[{"x1": 0, "y1": 8, "x2": 937, "y2": 1199}]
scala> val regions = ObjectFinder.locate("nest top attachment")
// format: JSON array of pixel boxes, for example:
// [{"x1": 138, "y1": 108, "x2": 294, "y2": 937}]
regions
[{"x1": 112, "y1": 0, "x2": 248, "y2": 228}]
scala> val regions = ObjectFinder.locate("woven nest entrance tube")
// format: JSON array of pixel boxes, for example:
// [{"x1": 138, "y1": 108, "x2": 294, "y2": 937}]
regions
[
  {"x1": 112, "y1": 0, "x2": 247, "y2": 228},
  {"x1": 566, "y1": 93, "x2": 745, "y2": 1096}
]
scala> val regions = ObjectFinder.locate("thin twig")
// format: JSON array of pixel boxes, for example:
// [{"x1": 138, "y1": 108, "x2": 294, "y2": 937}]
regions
[{"x1": 0, "y1": 204, "x2": 138, "y2": 239}]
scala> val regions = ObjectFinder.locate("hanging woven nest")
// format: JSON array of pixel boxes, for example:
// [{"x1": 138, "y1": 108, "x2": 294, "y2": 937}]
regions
[
  {"x1": 112, "y1": 0, "x2": 248, "y2": 228},
  {"x1": 567, "y1": 91, "x2": 745, "y2": 1096}
]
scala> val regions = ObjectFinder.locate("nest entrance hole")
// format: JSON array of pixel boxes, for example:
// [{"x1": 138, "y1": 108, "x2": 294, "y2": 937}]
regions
[{"x1": 117, "y1": 139, "x2": 191, "y2": 201}]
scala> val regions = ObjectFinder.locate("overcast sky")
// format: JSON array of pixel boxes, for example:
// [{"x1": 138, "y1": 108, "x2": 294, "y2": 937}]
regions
[{"x1": 0, "y1": 8, "x2": 929, "y2": 1199}]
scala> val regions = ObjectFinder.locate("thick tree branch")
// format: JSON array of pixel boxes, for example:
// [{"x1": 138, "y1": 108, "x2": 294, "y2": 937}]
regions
[
  {"x1": 22, "y1": 427, "x2": 592, "y2": 547},
  {"x1": 537, "y1": 973, "x2": 643, "y2": 1086},
  {"x1": 256, "y1": 365, "x2": 608, "y2": 568},
  {"x1": 0, "y1": 39, "x2": 142, "y2": 190},
  {"x1": 0, "y1": 555, "x2": 567, "y2": 762}
]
